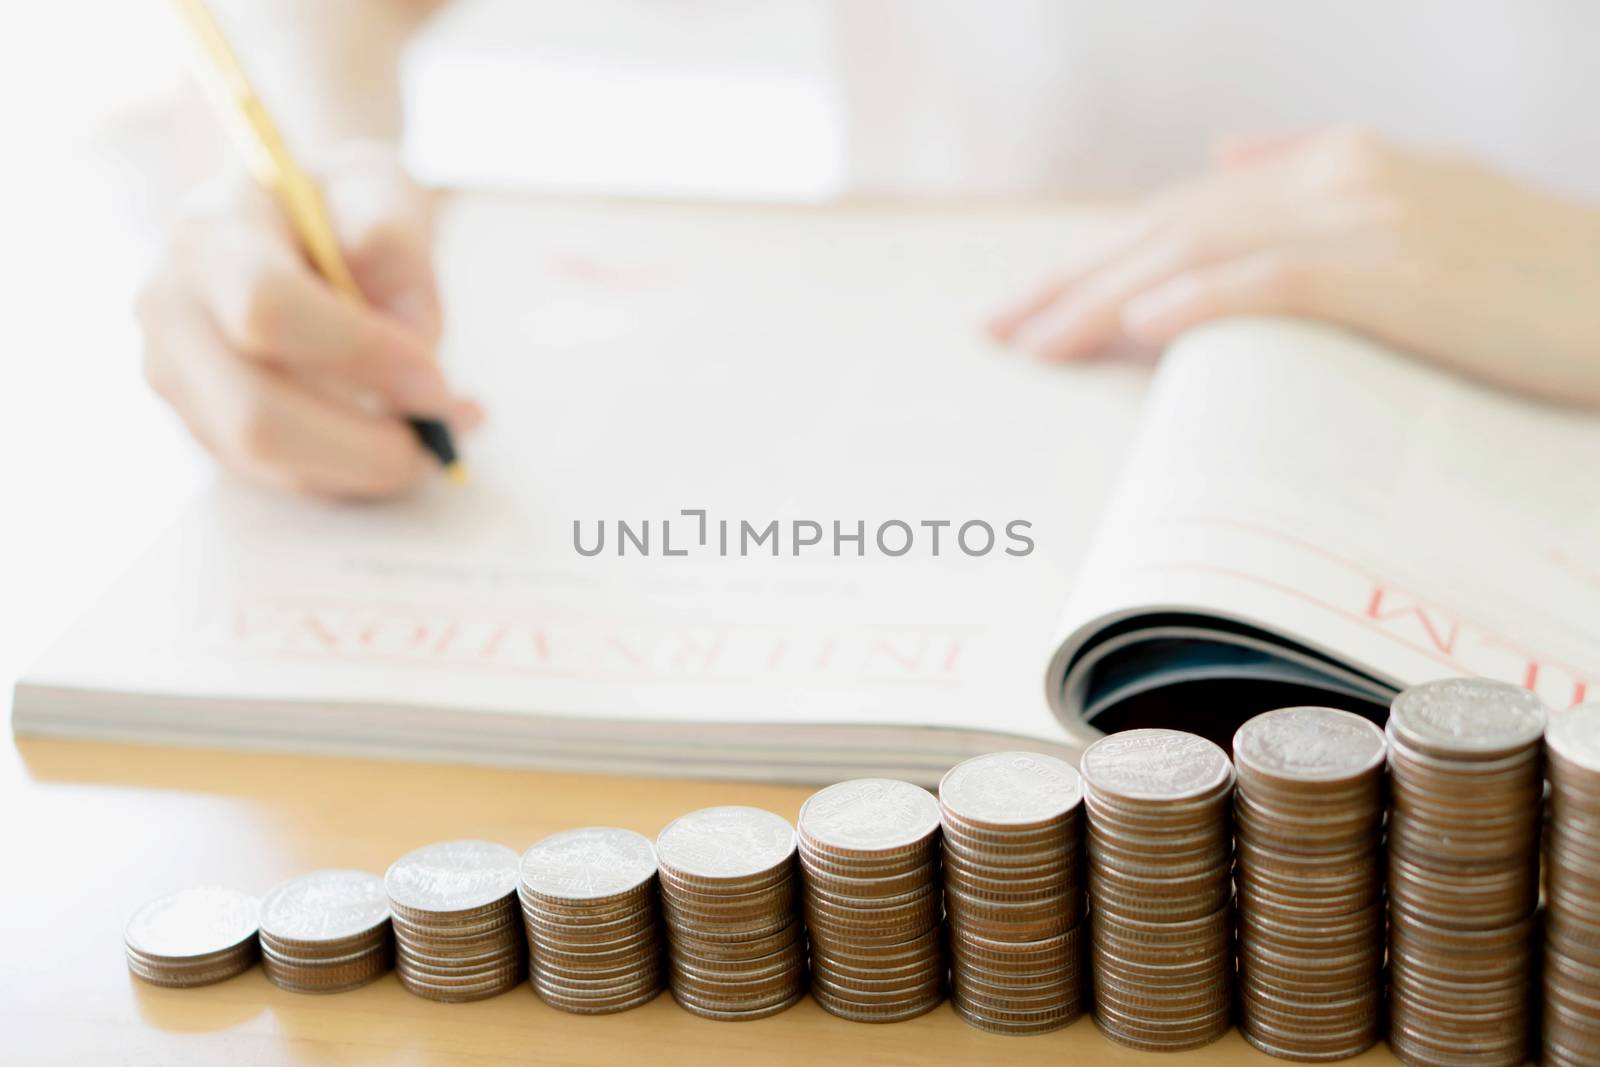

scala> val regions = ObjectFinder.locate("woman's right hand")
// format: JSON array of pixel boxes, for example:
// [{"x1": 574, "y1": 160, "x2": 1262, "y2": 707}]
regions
[{"x1": 137, "y1": 143, "x2": 481, "y2": 498}]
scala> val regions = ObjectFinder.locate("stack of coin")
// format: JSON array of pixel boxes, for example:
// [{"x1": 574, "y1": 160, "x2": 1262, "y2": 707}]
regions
[
  {"x1": 798, "y1": 778, "x2": 945, "y2": 1023},
  {"x1": 258, "y1": 870, "x2": 392, "y2": 994},
  {"x1": 938, "y1": 751, "x2": 1085, "y2": 1035},
  {"x1": 654, "y1": 806, "x2": 807, "y2": 1020},
  {"x1": 385, "y1": 840, "x2": 525, "y2": 1003},
  {"x1": 1385, "y1": 678, "x2": 1546, "y2": 1067},
  {"x1": 1080, "y1": 729, "x2": 1235, "y2": 1052},
  {"x1": 518, "y1": 827, "x2": 665, "y2": 1014},
  {"x1": 124, "y1": 886, "x2": 261, "y2": 988},
  {"x1": 1233, "y1": 707, "x2": 1387, "y2": 1061},
  {"x1": 1543, "y1": 703, "x2": 1600, "y2": 1066}
]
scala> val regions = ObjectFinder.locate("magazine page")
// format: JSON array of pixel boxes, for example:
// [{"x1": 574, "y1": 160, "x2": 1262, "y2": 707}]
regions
[
  {"x1": 1048, "y1": 316, "x2": 1600, "y2": 738},
  {"x1": 15, "y1": 195, "x2": 1147, "y2": 774}
]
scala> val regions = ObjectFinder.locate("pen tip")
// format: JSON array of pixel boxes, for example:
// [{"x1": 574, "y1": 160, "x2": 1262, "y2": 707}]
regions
[{"x1": 445, "y1": 463, "x2": 470, "y2": 486}]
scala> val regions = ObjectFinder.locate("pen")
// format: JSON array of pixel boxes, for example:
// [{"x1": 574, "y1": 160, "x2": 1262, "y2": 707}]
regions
[{"x1": 167, "y1": 0, "x2": 466, "y2": 483}]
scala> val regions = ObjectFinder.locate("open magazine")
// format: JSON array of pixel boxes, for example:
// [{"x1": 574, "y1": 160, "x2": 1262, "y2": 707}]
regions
[
  {"x1": 1049, "y1": 320, "x2": 1600, "y2": 746},
  {"x1": 12, "y1": 197, "x2": 1599, "y2": 784}
]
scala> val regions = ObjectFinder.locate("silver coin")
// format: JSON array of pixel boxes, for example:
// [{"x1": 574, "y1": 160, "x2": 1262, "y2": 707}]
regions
[
  {"x1": 125, "y1": 886, "x2": 260, "y2": 961},
  {"x1": 1389, "y1": 677, "x2": 1547, "y2": 759},
  {"x1": 384, "y1": 840, "x2": 520, "y2": 914},
  {"x1": 938, "y1": 751, "x2": 1082, "y2": 828},
  {"x1": 1079, "y1": 730, "x2": 1232, "y2": 802},
  {"x1": 654, "y1": 806, "x2": 795, "y2": 881},
  {"x1": 519, "y1": 827, "x2": 657, "y2": 902},
  {"x1": 798, "y1": 779, "x2": 941, "y2": 855},
  {"x1": 1548, "y1": 703, "x2": 1600, "y2": 774},
  {"x1": 259, "y1": 869, "x2": 389, "y2": 945},
  {"x1": 1233, "y1": 707, "x2": 1387, "y2": 783}
]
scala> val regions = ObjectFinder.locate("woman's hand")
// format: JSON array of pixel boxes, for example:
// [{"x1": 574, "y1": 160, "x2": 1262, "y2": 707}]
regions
[
  {"x1": 138, "y1": 143, "x2": 481, "y2": 498},
  {"x1": 990, "y1": 128, "x2": 1600, "y2": 408}
]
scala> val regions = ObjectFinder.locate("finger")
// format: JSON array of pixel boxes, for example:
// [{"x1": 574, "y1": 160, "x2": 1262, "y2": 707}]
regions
[
  {"x1": 986, "y1": 168, "x2": 1243, "y2": 347},
  {"x1": 318, "y1": 144, "x2": 444, "y2": 343},
  {"x1": 987, "y1": 212, "x2": 1169, "y2": 343},
  {"x1": 242, "y1": 375, "x2": 431, "y2": 499},
  {"x1": 186, "y1": 197, "x2": 453, "y2": 416},
  {"x1": 1119, "y1": 252, "x2": 1338, "y2": 343},
  {"x1": 1020, "y1": 231, "x2": 1228, "y2": 361},
  {"x1": 147, "y1": 292, "x2": 430, "y2": 498},
  {"x1": 450, "y1": 397, "x2": 487, "y2": 433}
]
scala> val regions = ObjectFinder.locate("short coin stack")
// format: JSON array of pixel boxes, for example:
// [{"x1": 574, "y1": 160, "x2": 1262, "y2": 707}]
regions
[
  {"x1": 518, "y1": 828, "x2": 665, "y2": 1013},
  {"x1": 124, "y1": 886, "x2": 261, "y2": 988},
  {"x1": 258, "y1": 870, "x2": 392, "y2": 994},
  {"x1": 1543, "y1": 704, "x2": 1600, "y2": 1066},
  {"x1": 1233, "y1": 707, "x2": 1388, "y2": 1061},
  {"x1": 798, "y1": 778, "x2": 945, "y2": 1022},
  {"x1": 1080, "y1": 729, "x2": 1235, "y2": 1052},
  {"x1": 938, "y1": 751, "x2": 1085, "y2": 1035},
  {"x1": 1385, "y1": 679, "x2": 1546, "y2": 1067},
  {"x1": 654, "y1": 806, "x2": 807, "y2": 1020},
  {"x1": 385, "y1": 840, "x2": 525, "y2": 1003}
]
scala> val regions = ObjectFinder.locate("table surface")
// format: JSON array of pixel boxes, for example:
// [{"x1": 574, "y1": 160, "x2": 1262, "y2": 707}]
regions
[{"x1": 1, "y1": 738, "x2": 1405, "y2": 1067}]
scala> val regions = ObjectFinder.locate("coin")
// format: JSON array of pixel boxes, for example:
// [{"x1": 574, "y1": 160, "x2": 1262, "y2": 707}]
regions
[
  {"x1": 124, "y1": 886, "x2": 260, "y2": 988},
  {"x1": 385, "y1": 840, "x2": 521, "y2": 916},
  {"x1": 656, "y1": 806, "x2": 796, "y2": 884},
  {"x1": 654, "y1": 806, "x2": 805, "y2": 1021},
  {"x1": 1389, "y1": 678, "x2": 1547, "y2": 760},
  {"x1": 1080, "y1": 729, "x2": 1233, "y2": 805},
  {"x1": 386, "y1": 840, "x2": 524, "y2": 1003},
  {"x1": 1234, "y1": 706, "x2": 1387, "y2": 786},
  {"x1": 1384, "y1": 679, "x2": 1546, "y2": 1067},
  {"x1": 1544, "y1": 703, "x2": 1600, "y2": 1067},
  {"x1": 798, "y1": 778, "x2": 946, "y2": 1022},
  {"x1": 258, "y1": 870, "x2": 391, "y2": 994},
  {"x1": 259, "y1": 869, "x2": 389, "y2": 944},
  {"x1": 516, "y1": 827, "x2": 663, "y2": 1015},
  {"x1": 799, "y1": 779, "x2": 941, "y2": 858},
  {"x1": 1231, "y1": 708, "x2": 1386, "y2": 1061},
  {"x1": 519, "y1": 827, "x2": 656, "y2": 902},
  {"x1": 1080, "y1": 730, "x2": 1232, "y2": 1053},
  {"x1": 939, "y1": 751, "x2": 1083, "y2": 829}
]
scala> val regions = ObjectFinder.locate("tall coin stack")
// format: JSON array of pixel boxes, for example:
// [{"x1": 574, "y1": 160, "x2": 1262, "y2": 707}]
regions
[
  {"x1": 385, "y1": 840, "x2": 526, "y2": 1003},
  {"x1": 938, "y1": 751, "x2": 1086, "y2": 1035},
  {"x1": 798, "y1": 778, "x2": 946, "y2": 1023},
  {"x1": 518, "y1": 828, "x2": 665, "y2": 1014},
  {"x1": 1385, "y1": 678, "x2": 1547, "y2": 1067},
  {"x1": 1233, "y1": 708, "x2": 1388, "y2": 1061},
  {"x1": 1543, "y1": 704, "x2": 1600, "y2": 1066},
  {"x1": 1080, "y1": 729, "x2": 1235, "y2": 1052},
  {"x1": 654, "y1": 806, "x2": 808, "y2": 1020},
  {"x1": 258, "y1": 870, "x2": 393, "y2": 994},
  {"x1": 123, "y1": 886, "x2": 261, "y2": 988}
]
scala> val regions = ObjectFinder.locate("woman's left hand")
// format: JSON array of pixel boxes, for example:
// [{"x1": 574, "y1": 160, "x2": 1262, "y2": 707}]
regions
[{"x1": 989, "y1": 127, "x2": 1600, "y2": 408}]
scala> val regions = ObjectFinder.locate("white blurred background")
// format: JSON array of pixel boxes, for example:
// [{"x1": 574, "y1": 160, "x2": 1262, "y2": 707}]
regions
[{"x1": 0, "y1": 4, "x2": 205, "y2": 708}]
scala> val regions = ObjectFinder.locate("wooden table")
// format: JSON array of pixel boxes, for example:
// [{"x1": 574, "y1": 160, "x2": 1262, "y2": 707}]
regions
[{"x1": 1, "y1": 738, "x2": 1402, "y2": 1066}]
